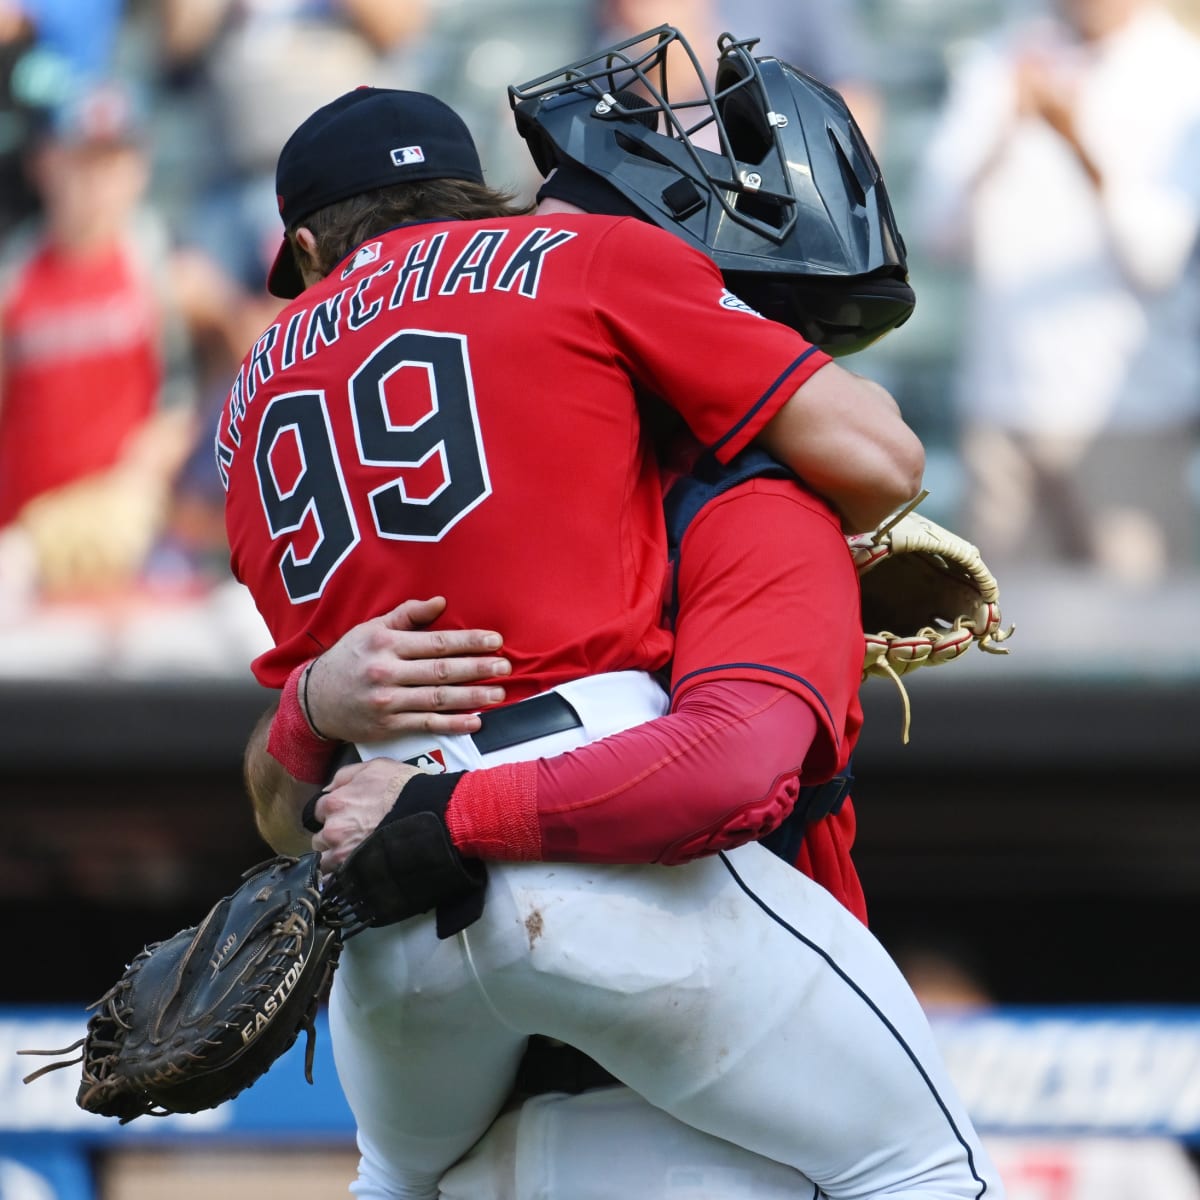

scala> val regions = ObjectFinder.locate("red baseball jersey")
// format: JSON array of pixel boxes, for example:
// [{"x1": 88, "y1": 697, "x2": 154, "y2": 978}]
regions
[{"x1": 218, "y1": 213, "x2": 830, "y2": 690}]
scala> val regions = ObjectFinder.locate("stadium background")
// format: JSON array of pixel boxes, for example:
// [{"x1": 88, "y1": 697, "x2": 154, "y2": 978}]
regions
[{"x1": 1, "y1": 0, "x2": 1199, "y2": 1196}]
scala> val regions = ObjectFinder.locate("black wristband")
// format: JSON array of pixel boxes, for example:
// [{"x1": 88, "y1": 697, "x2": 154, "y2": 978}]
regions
[
  {"x1": 381, "y1": 769, "x2": 465, "y2": 827},
  {"x1": 323, "y1": 809, "x2": 488, "y2": 937}
]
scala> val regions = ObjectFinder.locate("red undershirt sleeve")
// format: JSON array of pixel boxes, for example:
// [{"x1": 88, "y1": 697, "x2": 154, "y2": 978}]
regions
[{"x1": 444, "y1": 679, "x2": 817, "y2": 866}]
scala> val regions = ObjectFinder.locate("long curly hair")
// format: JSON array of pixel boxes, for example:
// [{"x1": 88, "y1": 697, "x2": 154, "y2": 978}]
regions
[{"x1": 291, "y1": 179, "x2": 535, "y2": 279}]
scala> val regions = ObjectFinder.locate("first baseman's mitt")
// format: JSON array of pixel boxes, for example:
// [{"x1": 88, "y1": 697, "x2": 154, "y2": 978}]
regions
[
  {"x1": 20, "y1": 853, "x2": 345, "y2": 1123},
  {"x1": 848, "y1": 493, "x2": 1014, "y2": 741}
]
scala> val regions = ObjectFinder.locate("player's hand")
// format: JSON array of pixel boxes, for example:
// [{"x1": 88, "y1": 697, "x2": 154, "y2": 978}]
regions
[
  {"x1": 310, "y1": 758, "x2": 423, "y2": 871},
  {"x1": 305, "y1": 597, "x2": 511, "y2": 742}
]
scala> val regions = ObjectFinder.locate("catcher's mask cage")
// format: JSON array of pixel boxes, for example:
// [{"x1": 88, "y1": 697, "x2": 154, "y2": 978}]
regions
[{"x1": 509, "y1": 25, "x2": 915, "y2": 356}]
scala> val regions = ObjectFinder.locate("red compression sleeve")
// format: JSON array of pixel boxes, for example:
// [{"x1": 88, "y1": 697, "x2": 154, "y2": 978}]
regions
[{"x1": 446, "y1": 679, "x2": 818, "y2": 865}]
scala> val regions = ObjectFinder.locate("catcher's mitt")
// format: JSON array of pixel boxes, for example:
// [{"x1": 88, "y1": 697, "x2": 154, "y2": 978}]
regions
[
  {"x1": 848, "y1": 493, "x2": 1014, "y2": 741},
  {"x1": 20, "y1": 853, "x2": 345, "y2": 1123}
]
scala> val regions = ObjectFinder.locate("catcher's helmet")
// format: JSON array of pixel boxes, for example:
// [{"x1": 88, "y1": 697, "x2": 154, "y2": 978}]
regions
[{"x1": 509, "y1": 26, "x2": 914, "y2": 356}]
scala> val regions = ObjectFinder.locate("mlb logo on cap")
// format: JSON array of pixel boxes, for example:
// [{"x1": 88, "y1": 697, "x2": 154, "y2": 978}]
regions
[
  {"x1": 391, "y1": 145, "x2": 426, "y2": 166},
  {"x1": 267, "y1": 86, "x2": 485, "y2": 299}
]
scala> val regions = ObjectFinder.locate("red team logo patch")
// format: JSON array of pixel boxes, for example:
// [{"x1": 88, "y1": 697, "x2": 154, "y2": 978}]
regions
[
  {"x1": 341, "y1": 241, "x2": 383, "y2": 279},
  {"x1": 403, "y1": 749, "x2": 447, "y2": 774}
]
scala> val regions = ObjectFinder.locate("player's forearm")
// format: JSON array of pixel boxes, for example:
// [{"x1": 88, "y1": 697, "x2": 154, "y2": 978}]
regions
[
  {"x1": 757, "y1": 363, "x2": 925, "y2": 533},
  {"x1": 244, "y1": 703, "x2": 321, "y2": 856}
]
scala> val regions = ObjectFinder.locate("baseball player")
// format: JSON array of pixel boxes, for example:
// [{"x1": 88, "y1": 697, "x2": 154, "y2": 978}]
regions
[
  {"x1": 220, "y1": 49, "x2": 1001, "y2": 1200},
  {"x1": 237, "y1": 34, "x2": 918, "y2": 1196}
]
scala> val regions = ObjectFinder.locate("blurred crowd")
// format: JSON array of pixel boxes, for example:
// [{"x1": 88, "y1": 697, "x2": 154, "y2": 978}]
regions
[{"x1": 0, "y1": 0, "x2": 1197, "y2": 681}]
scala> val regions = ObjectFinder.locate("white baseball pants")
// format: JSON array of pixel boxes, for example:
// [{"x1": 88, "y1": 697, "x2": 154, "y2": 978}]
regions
[
  {"x1": 438, "y1": 1086, "x2": 825, "y2": 1199},
  {"x1": 332, "y1": 672, "x2": 1003, "y2": 1200}
]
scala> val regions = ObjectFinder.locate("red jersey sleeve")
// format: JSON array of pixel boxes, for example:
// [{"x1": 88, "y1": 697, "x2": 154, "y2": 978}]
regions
[
  {"x1": 670, "y1": 476, "x2": 864, "y2": 782},
  {"x1": 585, "y1": 219, "x2": 832, "y2": 462}
]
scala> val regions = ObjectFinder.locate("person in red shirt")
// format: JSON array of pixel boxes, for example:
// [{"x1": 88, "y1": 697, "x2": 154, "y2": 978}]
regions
[
  {"x1": 0, "y1": 81, "x2": 197, "y2": 601},
  {"x1": 225, "y1": 38, "x2": 1001, "y2": 1200}
]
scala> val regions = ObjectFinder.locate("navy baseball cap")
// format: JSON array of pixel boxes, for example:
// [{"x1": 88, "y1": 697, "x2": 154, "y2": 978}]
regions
[{"x1": 267, "y1": 86, "x2": 486, "y2": 299}]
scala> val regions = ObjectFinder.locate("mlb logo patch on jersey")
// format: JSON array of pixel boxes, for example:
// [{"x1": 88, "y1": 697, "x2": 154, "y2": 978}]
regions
[
  {"x1": 390, "y1": 145, "x2": 426, "y2": 167},
  {"x1": 719, "y1": 288, "x2": 763, "y2": 318},
  {"x1": 403, "y1": 748, "x2": 447, "y2": 775},
  {"x1": 341, "y1": 241, "x2": 383, "y2": 279}
]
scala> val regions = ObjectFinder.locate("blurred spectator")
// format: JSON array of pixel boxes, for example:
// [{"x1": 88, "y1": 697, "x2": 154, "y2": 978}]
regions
[
  {"x1": 0, "y1": 80, "x2": 199, "y2": 610},
  {"x1": 157, "y1": 0, "x2": 432, "y2": 291},
  {"x1": 911, "y1": 0, "x2": 1200, "y2": 584}
]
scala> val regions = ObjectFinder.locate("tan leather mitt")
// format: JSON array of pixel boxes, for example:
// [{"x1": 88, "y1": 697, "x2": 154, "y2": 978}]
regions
[{"x1": 848, "y1": 495, "x2": 1014, "y2": 739}]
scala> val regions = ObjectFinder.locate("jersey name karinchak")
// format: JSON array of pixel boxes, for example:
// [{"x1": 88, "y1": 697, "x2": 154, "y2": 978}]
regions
[{"x1": 215, "y1": 223, "x2": 577, "y2": 488}]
